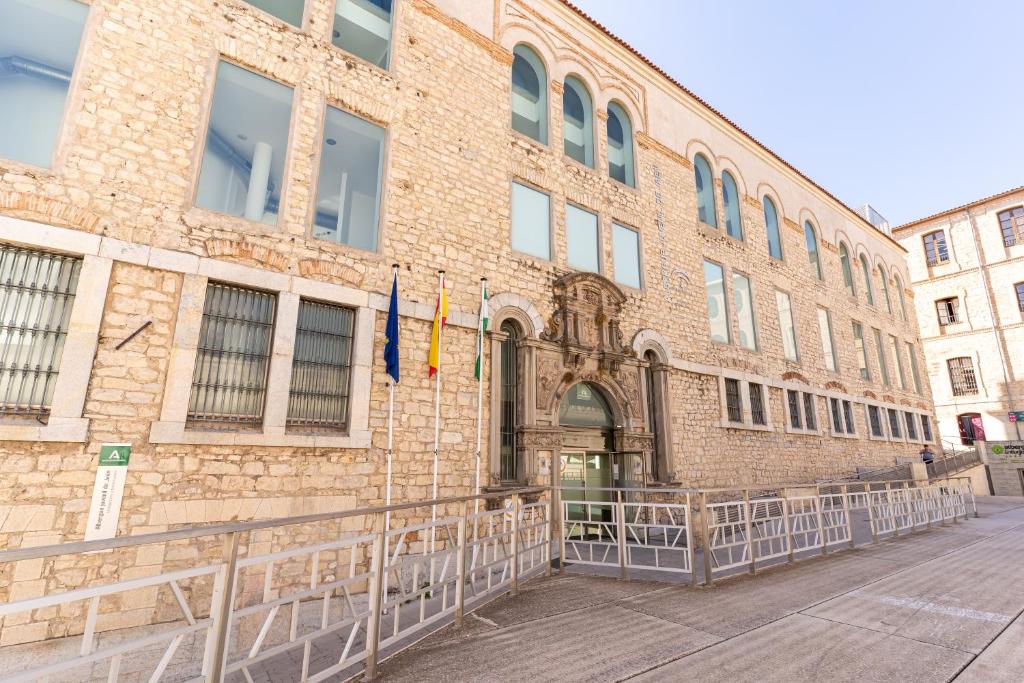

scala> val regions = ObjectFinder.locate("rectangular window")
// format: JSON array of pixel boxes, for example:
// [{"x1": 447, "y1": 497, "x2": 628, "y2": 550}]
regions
[
  {"x1": 511, "y1": 182, "x2": 551, "y2": 260},
  {"x1": 787, "y1": 389, "x2": 801, "y2": 429},
  {"x1": 873, "y1": 328, "x2": 890, "y2": 386},
  {"x1": 612, "y1": 223, "x2": 641, "y2": 289},
  {"x1": 566, "y1": 204, "x2": 600, "y2": 273},
  {"x1": 803, "y1": 393, "x2": 817, "y2": 431},
  {"x1": 887, "y1": 408, "x2": 902, "y2": 438},
  {"x1": 724, "y1": 378, "x2": 742, "y2": 423},
  {"x1": 733, "y1": 272, "x2": 757, "y2": 350},
  {"x1": 922, "y1": 230, "x2": 949, "y2": 266},
  {"x1": 947, "y1": 357, "x2": 979, "y2": 396},
  {"x1": 868, "y1": 405, "x2": 883, "y2": 437},
  {"x1": 749, "y1": 383, "x2": 766, "y2": 426},
  {"x1": 776, "y1": 290, "x2": 798, "y2": 361},
  {"x1": 852, "y1": 321, "x2": 869, "y2": 380},
  {"x1": 0, "y1": 0, "x2": 89, "y2": 168},
  {"x1": 843, "y1": 401, "x2": 855, "y2": 434},
  {"x1": 998, "y1": 207, "x2": 1024, "y2": 247},
  {"x1": 0, "y1": 245, "x2": 81, "y2": 416},
  {"x1": 188, "y1": 283, "x2": 276, "y2": 426},
  {"x1": 196, "y1": 61, "x2": 294, "y2": 226},
  {"x1": 829, "y1": 397, "x2": 843, "y2": 434},
  {"x1": 908, "y1": 342, "x2": 923, "y2": 393},
  {"x1": 312, "y1": 106, "x2": 385, "y2": 251},
  {"x1": 921, "y1": 414, "x2": 933, "y2": 442},
  {"x1": 936, "y1": 297, "x2": 960, "y2": 326},
  {"x1": 889, "y1": 336, "x2": 907, "y2": 390},
  {"x1": 904, "y1": 411, "x2": 918, "y2": 440},
  {"x1": 1015, "y1": 283, "x2": 1024, "y2": 312},
  {"x1": 332, "y1": 0, "x2": 393, "y2": 69},
  {"x1": 246, "y1": 0, "x2": 304, "y2": 25},
  {"x1": 817, "y1": 307, "x2": 837, "y2": 372},
  {"x1": 704, "y1": 261, "x2": 730, "y2": 343},
  {"x1": 287, "y1": 300, "x2": 354, "y2": 430}
]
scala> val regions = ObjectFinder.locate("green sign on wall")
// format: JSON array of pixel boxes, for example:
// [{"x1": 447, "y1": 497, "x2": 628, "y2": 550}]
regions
[{"x1": 98, "y1": 443, "x2": 132, "y2": 466}]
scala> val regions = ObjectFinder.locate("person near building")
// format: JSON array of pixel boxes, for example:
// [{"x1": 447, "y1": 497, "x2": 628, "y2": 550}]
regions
[{"x1": 919, "y1": 445, "x2": 935, "y2": 465}]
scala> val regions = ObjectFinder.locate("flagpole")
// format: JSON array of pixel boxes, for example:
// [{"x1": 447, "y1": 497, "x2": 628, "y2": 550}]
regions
[
  {"x1": 431, "y1": 269, "x2": 444, "y2": 556},
  {"x1": 473, "y1": 277, "x2": 487, "y2": 539},
  {"x1": 384, "y1": 263, "x2": 399, "y2": 609}
]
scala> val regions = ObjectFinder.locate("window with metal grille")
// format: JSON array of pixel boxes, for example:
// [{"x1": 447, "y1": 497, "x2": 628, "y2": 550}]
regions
[
  {"x1": 803, "y1": 393, "x2": 817, "y2": 431},
  {"x1": 187, "y1": 283, "x2": 276, "y2": 426},
  {"x1": 829, "y1": 397, "x2": 843, "y2": 434},
  {"x1": 499, "y1": 321, "x2": 519, "y2": 481},
  {"x1": 936, "y1": 297, "x2": 960, "y2": 326},
  {"x1": 904, "y1": 412, "x2": 918, "y2": 440},
  {"x1": 1016, "y1": 283, "x2": 1024, "y2": 312},
  {"x1": 725, "y1": 378, "x2": 742, "y2": 423},
  {"x1": 0, "y1": 245, "x2": 81, "y2": 417},
  {"x1": 749, "y1": 383, "x2": 766, "y2": 426},
  {"x1": 947, "y1": 356, "x2": 978, "y2": 396},
  {"x1": 842, "y1": 401, "x2": 855, "y2": 434},
  {"x1": 922, "y1": 230, "x2": 949, "y2": 266},
  {"x1": 787, "y1": 389, "x2": 801, "y2": 429},
  {"x1": 920, "y1": 414, "x2": 933, "y2": 442},
  {"x1": 998, "y1": 207, "x2": 1024, "y2": 247},
  {"x1": 868, "y1": 405, "x2": 883, "y2": 437},
  {"x1": 286, "y1": 300, "x2": 354, "y2": 431},
  {"x1": 887, "y1": 408, "x2": 902, "y2": 438}
]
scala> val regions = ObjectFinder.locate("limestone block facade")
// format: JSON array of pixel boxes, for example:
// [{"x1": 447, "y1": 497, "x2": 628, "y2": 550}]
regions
[
  {"x1": 893, "y1": 187, "x2": 1024, "y2": 446},
  {"x1": 0, "y1": 0, "x2": 937, "y2": 634}
]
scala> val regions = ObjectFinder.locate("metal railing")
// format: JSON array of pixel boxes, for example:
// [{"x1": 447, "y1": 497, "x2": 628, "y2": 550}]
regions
[{"x1": 0, "y1": 488, "x2": 550, "y2": 682}]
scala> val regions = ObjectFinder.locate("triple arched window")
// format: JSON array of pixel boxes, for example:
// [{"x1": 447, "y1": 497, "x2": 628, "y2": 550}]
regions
[
  {"x1": 511, "y1": 45, "x2": 547, "y2": 144},
  {"x1": 562, "y1": 76, "x2": 594, "y2": 167},
  {"x1": 694, "y1": 154, "x2": 717, "y2": 228},
  {"x1": 722, "y1": 171, "x2": 742, "y2": 240},
  {"x1": 763, "y1": 196, "x2": 783, "y2": 260},
  {"x1": 804, "y1": 221, "x2": 823, "y2": 280}
]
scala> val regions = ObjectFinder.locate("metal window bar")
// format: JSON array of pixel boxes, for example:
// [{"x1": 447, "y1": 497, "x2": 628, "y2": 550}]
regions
[
  {"x1": 286, "y1": 300, "x2": 354, "y2": 430},
  {"x1": 803, "y1": 392, "x2": 817, "y2": 431},
  {"x1": 499, "y1": 324, "x2": 518, "y2": 481},
  {"x1": 842, "y1": 401, "x2": 854, "y2": 434},
  {"x1": 829, "y1": 398, "x2": 842, "y2": 434},
  {"x1": 904, "y1": 411, "x2": 918, "y2": 440},
  {"x1": 887, "y1": 408, "x2": 902, "y2": 438},
  {"x1": 998, "y1": 207, "x2": 1024, "y2": 247},
  {"x1": 749, "y1": 382, "x2": 766, "y2": 425},
  {"x1": 187, "y1": 283, "x2": 276, "y2": 426},
  {"x1": 947, "y1": 357, "x2": 978, "y2": 397},
  {"x1": 868, "y1": 405, "x2": 883, "y2": 437},
  {"x1": 921, "y1": 414, "x2": 933, "y2": 442},
  {"x1": 787, "y1": 389, "x2": 801, "y2": 429},
  {"x1": 0, "y1": 245, "x2": 81, "y2": 417},
  {"x1": 725, "y1": 378, "x2": 742, "y2": 423}
]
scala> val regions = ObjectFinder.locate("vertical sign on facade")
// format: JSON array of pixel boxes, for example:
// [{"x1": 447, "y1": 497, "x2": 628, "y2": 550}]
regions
[{"x1": 85, "y1": 443, "x2": 132, "y2": 542}]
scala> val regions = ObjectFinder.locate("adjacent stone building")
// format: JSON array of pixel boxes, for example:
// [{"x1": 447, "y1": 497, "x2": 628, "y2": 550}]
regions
[
  {"x1": 893, "y1": 186, "x2": 1024, "y2": 446},
  {"x1": 0, "y1": 0, "x2": 936, "y2": 578}
]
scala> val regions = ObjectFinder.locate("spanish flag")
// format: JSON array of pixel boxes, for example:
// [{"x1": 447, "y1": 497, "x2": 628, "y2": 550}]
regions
[{"x1": 428, "y1": 275, "x2": 448, "y2": 377}]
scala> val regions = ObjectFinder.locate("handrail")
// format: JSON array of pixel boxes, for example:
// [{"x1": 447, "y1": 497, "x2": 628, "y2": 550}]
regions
[{"x1": 0, "y1": 486, "x2": 548, "y2": 564}]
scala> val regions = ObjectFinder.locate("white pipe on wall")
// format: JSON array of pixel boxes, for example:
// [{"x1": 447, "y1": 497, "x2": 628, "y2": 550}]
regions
[{"x1": 244, "y1": 142, "x2": 273, "y2": 222}]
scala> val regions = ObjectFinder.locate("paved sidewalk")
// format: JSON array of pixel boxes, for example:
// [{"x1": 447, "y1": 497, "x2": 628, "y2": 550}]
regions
[{"x1": 377, "y1": 497, "x2": 1024, "y2": 683}]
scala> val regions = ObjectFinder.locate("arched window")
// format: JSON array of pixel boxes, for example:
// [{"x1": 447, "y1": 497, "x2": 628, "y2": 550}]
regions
[
  {"x1": 559, "y1": 382, "x2": 614, "y2": 427},
  {"x1": 511, "y1": 44, "x2": 547, "y2": 143},
  {"x1": 722, "y1": 171, "x2": 742, "y2": 240},
  {"x1": 694, "y1": 154, "x2": 717, "y2": 227},
  {"x1": 562, "y1": 76, "x2": 594, "y2": 167},
  {"x1": 894, "y1": 273, "x2": 907, "y2": 320},
  {"x1": 763, "y1": 196, "x2": 782, "y2": 260},
  {"x1": 804, "y1": 221, "x2": 823, "y2": 279},
  {"x1": 860, "y1": 254, "x2": 875, "y2": 305},
  {"x1": 839, "y1": 243, "x2": 855, "y2": 296},
  {"x1": 878, "y1": 265, "x2": 893, "y2": 315},
  {"x1": 607, "y1": 101, "x2": 634, "y2": 186},
  {"x1": 499, "y1": 320, "x2": 520, "y2": 480}
]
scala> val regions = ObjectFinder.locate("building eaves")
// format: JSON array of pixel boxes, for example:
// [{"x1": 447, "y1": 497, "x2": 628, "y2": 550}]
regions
[{"x1": 892, "y1": 185, "x2": 1024, "y2": 232}]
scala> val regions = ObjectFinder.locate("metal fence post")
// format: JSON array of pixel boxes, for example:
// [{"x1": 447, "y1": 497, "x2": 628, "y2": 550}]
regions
[
  {"x1": 866, "y1": 484, "x2": 878, "y2": 544},
  {"x1": 364, "y1": 512, "x2": 387, "y2": 681},
  {"x1": 204, "y1": 531, "x2": 240, "y2": 682},
  {"x1": 616, "y1": 489, "x2": 628, "y2": 580},
  {"x1": 968, "y1": 479, "x2": 979, "y2": 518},
  {"x1": 454, "y1": 501, "x2": 468, "y2": 627},
  {"x1": 557, "y1": 488, "x2": 567, "y2": 575},
  {"x1": 842, "y1": 484, "x2": 854, "y2": 549},
  {"x1": 886, "y1": 482, "x2": 898, "y2": 538},
  {"x1": 700, "y1": 492, "x2": 714, "y2": 586},
  {"x1": 546, "y1": 488, "x2": 555, "y2": 577},
  {"x1": 742, "y1": 490, "x2": 756, "y2": 575},
  {"x1": 781, "y1": 492, "x2": 794, "y2": 563},
  {"x1": 686, "y1": 492, "x2": 697, "y2": 587},
  {"x1": 510, "y1": 493, "x2": 520, "y2": 595},
  {"x1": 814, "y1": 485, "x2": 827, "y2": 556}
]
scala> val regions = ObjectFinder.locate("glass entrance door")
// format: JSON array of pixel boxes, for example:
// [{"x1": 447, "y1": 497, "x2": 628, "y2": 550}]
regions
[{"x1": 561, "y1": 451, "x2": 613, "y2": 523}]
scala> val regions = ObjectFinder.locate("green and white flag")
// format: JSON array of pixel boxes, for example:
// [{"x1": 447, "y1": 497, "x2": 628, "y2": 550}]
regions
[{"x1": 474, "y1": 283, "x2": 489, "y2": 380}]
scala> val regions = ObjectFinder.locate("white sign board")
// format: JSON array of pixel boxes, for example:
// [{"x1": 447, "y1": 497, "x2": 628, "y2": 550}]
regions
[{"x1": 85, "y1": 443, "x2": 132, "y2": 542}]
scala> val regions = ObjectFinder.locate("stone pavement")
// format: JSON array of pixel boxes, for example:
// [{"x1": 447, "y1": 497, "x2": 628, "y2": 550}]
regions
[{"x1": 376, "y1": 497, "x2": 1024, "y2": 682}]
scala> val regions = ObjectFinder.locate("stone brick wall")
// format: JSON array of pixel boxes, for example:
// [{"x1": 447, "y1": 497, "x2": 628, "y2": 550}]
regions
[{"x1": 0, "y1": 0, "x2": 937, "y2": 644}]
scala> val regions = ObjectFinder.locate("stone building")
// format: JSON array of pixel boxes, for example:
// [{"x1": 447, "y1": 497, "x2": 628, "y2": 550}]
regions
[
  {"x1": 893, "y1": 186, "x2": 1024, "y2": 447},
  {"x1": 0, "y1": 0, "x2": 936, "y2": 586}
]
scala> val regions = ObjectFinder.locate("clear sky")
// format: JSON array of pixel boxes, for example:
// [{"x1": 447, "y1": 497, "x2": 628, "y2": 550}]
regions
[{"x1": 571, "y1": 0, "x2": 1024, "y2": 226}]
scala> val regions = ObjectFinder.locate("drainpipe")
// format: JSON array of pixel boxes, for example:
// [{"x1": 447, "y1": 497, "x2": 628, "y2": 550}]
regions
[{"x1": 965, "y1": 208, "x2": 1021, "y2": 439}]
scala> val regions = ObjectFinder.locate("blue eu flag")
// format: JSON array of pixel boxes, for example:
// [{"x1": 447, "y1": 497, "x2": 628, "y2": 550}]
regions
[{"x1": 384, "y1": 271, "x2": 400, "y2": 384}]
